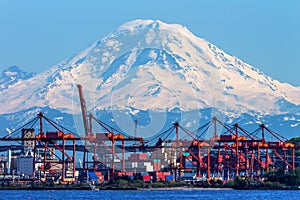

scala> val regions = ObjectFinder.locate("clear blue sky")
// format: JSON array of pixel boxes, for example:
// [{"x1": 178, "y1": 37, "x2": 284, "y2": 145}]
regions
[{"x1": 0, "y1": 0, "x2": 299, "y2": 85}]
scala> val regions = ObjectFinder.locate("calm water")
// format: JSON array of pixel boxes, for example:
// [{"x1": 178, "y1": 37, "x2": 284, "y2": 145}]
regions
[{"x1": 1, "y1": 189, "x2": 299, "y2": 200}]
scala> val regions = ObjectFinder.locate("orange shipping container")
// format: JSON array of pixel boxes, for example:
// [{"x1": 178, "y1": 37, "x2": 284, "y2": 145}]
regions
[
  {"x1": 163, "y1": 171, "x2": 171, "y2": 176},
  {"x1": 95, "y1": 172, "x2": 102, "y2": 176},
  {"x1": 126, "y1": 172, "x2": 134, "y2": 176}
]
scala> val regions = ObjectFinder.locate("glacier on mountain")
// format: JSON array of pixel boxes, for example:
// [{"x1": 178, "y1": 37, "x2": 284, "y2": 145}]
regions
[{"x1": 0, "y1": 20, "x2": 299, "y2": 139}]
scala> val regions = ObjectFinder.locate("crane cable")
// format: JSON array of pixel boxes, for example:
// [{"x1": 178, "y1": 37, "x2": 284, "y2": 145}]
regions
[{"x1": 3, "y1": 116, "x2": 39, "y2": 138}]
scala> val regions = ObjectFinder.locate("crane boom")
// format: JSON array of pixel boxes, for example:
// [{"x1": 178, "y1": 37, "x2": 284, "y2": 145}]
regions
[{"x1": 77, "y1": 84, "x2": 89, "y2": 136}]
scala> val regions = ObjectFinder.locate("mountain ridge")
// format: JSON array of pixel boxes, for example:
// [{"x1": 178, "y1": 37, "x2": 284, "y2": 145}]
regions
[
  {"x1": 0, "y1": 19, "x2": 299, "y2": 138},
  {"x1": 0, "y1": 66, "x2": 36, "y2": 91}
]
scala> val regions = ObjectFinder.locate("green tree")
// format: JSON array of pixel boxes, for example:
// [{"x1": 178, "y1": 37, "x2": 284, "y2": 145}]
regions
[{"x1": 234, "y1": 176, "x2": 250, "y2": 189}]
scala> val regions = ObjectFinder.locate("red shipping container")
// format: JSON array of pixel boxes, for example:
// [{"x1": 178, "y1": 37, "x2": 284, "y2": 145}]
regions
[
  {"x1": 156, "y1": 175, "x2": 165, "y2": 181},
  {"x1": 154, "y1": 172, "x2": 163, "y2": 176},
  {"x1": 142, "y1": 175, "x2": 151, "y2": 182},
  {"x1": 98, "y1": 175, "x2": 104, "y2": 183}
]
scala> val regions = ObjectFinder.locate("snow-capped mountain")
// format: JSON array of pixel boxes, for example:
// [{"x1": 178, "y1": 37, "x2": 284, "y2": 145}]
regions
[
  {"x1": 1, "y1": 20, "x2": 300, "y2": 139},
  {"x1": 0, "y1": 66, "x2": 36, "y2": 91}
]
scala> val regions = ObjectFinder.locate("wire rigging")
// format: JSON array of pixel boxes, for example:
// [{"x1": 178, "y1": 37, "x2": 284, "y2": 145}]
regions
[{"x1": 3, "y1": 116, "x2": 39, "y2": 138}]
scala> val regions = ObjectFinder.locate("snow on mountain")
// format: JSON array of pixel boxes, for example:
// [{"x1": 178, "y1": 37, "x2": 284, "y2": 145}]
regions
[
  {"x1": 0, "y1": 20, "x2": 300, "y2": 138},
  {"x1": 0, "y1": 66, "x2": 36, "y2": 91}
]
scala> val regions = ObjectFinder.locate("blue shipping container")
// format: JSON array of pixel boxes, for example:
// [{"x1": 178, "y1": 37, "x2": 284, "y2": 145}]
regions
[
  {"x1": 88, "y1": 172, "x2": 98, "y2": 181},
  {"x1": 165, "y1": 175, "x2": 173, "y2": 181}
]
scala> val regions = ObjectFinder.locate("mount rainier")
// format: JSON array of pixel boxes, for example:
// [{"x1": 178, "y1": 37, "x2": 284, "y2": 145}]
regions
[{"x1": 1, "y1": 20, "x2": 300, "y2": 139}]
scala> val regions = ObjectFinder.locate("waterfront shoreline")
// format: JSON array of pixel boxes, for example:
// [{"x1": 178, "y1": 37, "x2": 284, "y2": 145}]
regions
[
  {"x1": 137, "y1": 187, "x2": 234, "y2": 190},
  {"x1": 1, "y1": 185, "x2": 299, "y2": 191}
]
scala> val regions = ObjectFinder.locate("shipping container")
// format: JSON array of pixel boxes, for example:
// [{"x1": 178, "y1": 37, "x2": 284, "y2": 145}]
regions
[
  {"x1": 154, "y1": 172, "x2": 163, "y2": 176},
  {"x1": 116, "y1": 171, "x2": 134, "y2": 177},
  {"x1": 163, "y1": 171, "x2": 171, "y2": 176},
  {"x1": 88, "y1": 172, "x2": 98, "y2": 181},
  {"x1": 156, "y1": 175, "x2": 165, "y2": 181},
  {"x1": 98, "y1": 175, "x2": 104, "y2": 183},
  {"x1": 142, "y1": 175, "x2": 151, "y2": 182},
  {"x1": 95, "y1": 172, "x2": 102, "y2": 176},
  {"x1": 165, "y1": 175, "x2": 174, "y2": 181},
  {"x1": 126, "y1": 172, "x2": 134, "y2": 176}
]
